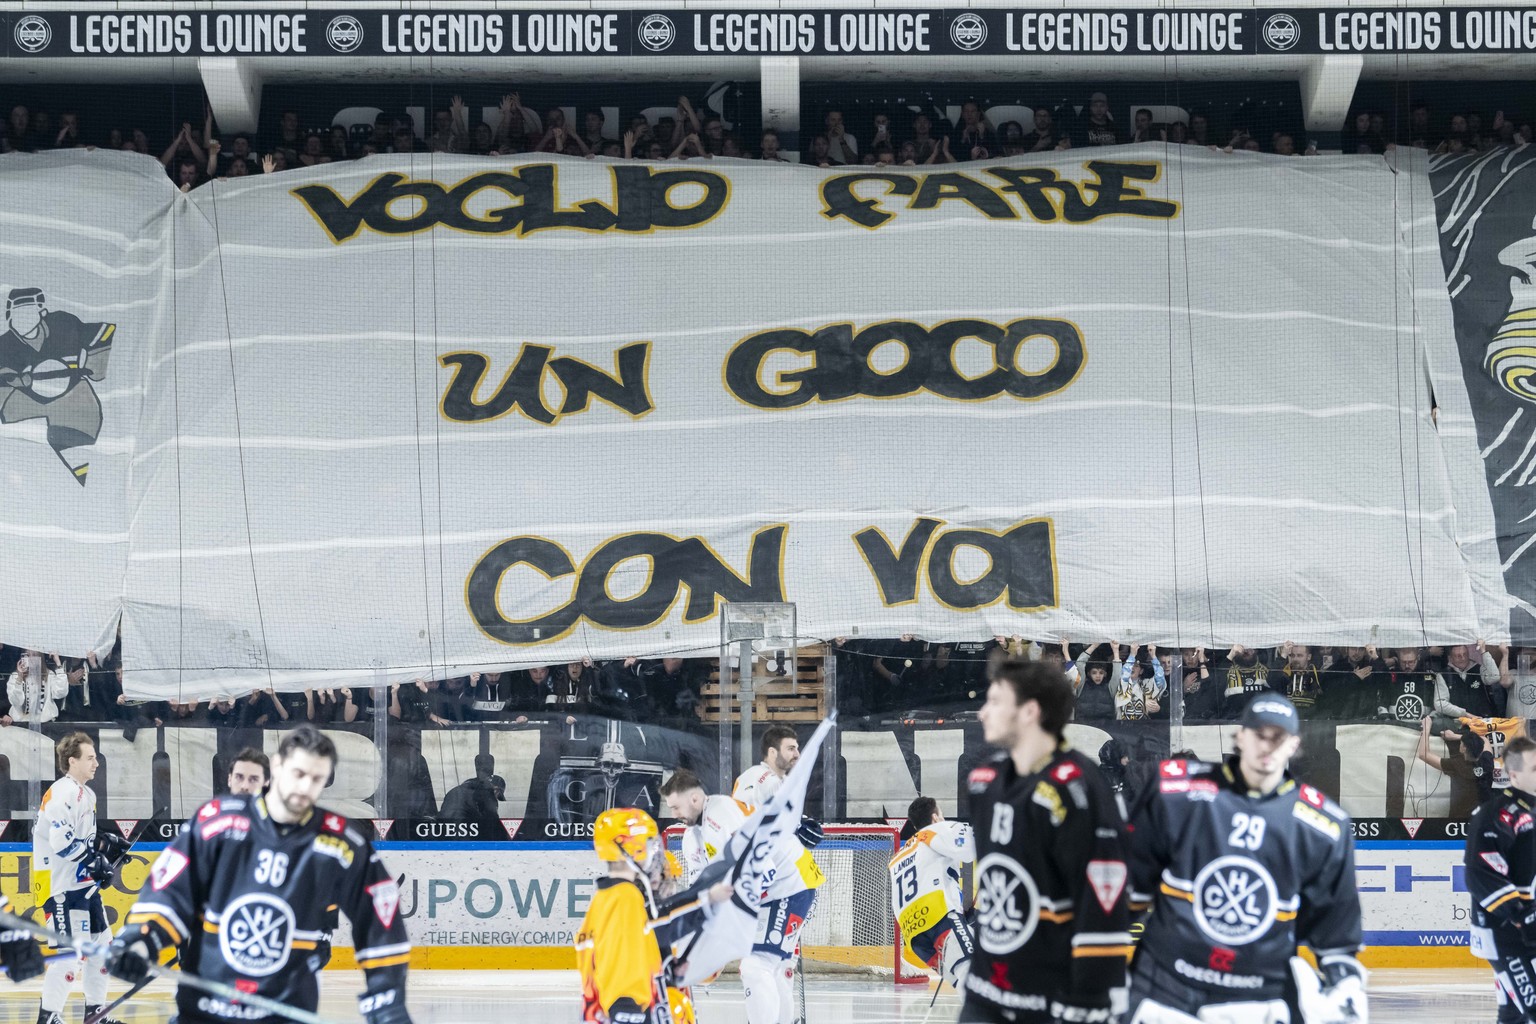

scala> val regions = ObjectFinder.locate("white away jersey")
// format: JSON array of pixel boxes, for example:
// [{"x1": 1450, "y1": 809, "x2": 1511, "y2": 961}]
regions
[
  {"x1": 33, "y1": 776, "x2": 96, "y2": 903},
  {"x1": 732, "y1": 763, "x2": 782, "y2": 806},
  {"x1": 889, "y1": 821, "x2": 974, "y2": 959},
  {"x1": 680, "y1": 794, "x2": 749, "y2": 884}
]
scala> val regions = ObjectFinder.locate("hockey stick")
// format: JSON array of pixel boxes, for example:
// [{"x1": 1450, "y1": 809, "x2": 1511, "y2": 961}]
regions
[
  {"x1": 84, "y1": 973, "x2": 154, "y2": 1024},
  {"x1": 82, "y1": 809, "x2": 180, "y2": 1024},
  {"x1": 0, "y1": 911, "x2": 346, "y2": 1024}
]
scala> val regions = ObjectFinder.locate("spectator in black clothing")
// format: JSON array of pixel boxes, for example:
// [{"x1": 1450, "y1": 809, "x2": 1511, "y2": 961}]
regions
[
  {"x1": 1319, "y1": 646, "x2": 1387, "y2": 720},
  {"x1": 593, "y1": 658, "x2": 644, "y2": 720},
  {"x1": 1098, "y1": 738, "x2": 1137, "y2": 815},
  {"x1": 1274, "y1": 642, "x2": 1323, "y2": 714},
  {"x1": 440, "y1": 766, "x2": 505, "y2": 837},
  {"x1": 1073, "y1": 660, "x2": 1115, "y2": 721},
  {"x1": 1019, "y1": 108, "x2": 1060, "y2": 153},
  {"x1": 648, "y1": 657, "x2": 703, "y2": 722},
  {"x1": 386, "y1": 727, "x2": 438, "y2": 818},
  {"x1": 3, "y1": 105, "x2": 35, "y2": 152},
  {"x1": 872, "y1": 634, "x2": 929, "y2": 710},
  {"x1": 950, "y1": 100, "x2": 993, "y2": 160},
  {"x1": 428, "y1": 677, "x2": 475, "y2": 726},
  {"x1": 1128, "y1": 108, "x2": 1155, "y2": 143},
  {"x1": 390, "y1": 680, "x2": 431, "y2": 724},
  {"x1": 1177, "y1": 646, "x2": 1219, "y2": 721},
  {"x1": 1072, "y1": 92, "x2": 1122, "y2": 147},
  {"x1": 205, "y1": 695, "x2": 242, "y2": 730},
  {"x1": 1219, "y1": 644, "x2": 1277, "y2": 719}
]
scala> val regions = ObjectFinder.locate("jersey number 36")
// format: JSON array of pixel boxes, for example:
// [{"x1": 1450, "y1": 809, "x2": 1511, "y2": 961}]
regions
[{"x1": 254, "y1": 850, "x2": 290, "y2": 886}]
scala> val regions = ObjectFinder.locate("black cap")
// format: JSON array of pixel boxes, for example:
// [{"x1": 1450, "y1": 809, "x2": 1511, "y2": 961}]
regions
[{"x1": 1240, "y1": 693, "x2": 1300, "y2": 735}]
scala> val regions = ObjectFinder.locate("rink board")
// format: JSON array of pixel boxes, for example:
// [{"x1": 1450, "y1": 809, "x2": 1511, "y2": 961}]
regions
[{"x1": 0, "y1": 840, "x2": 1479, "y2": 969}]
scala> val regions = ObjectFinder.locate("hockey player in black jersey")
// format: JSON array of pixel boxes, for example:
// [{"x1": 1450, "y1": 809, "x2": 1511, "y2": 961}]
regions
[
  {"x1": 105, "y1": 725, "x2": 414, "y2": 1024},
  {"x1": 963, "y1": 659, "x2": 1133, "y2": 1024},
  {"x1": 1465, "y1": 735, "x2": 1536, "y2": 1023},
  {"x1": 1126, "y1": 693, "x2": 1365, "y2": 1024}
]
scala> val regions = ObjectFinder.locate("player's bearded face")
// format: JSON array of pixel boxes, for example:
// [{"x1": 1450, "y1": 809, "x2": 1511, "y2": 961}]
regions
[{"x1": 270, "y1": 749, "x2": 331, "y2": 817}]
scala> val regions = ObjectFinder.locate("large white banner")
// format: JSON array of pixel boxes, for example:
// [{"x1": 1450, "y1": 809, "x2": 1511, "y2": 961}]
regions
[{"x1": 0, "y1": 146, "x2": 1510, "y2": 694}]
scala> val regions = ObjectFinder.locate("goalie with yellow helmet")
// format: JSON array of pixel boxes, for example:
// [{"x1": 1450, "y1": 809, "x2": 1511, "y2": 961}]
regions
[{"x1": 576, "y1": 808, "x2": 733, "y2": 1024}]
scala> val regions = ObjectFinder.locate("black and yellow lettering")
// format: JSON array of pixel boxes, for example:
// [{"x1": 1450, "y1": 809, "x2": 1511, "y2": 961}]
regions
[
  {"x1": 549, "y1": 343, "x2": 653, "y2": 417},
  {"x1": 612, "y1": 166, "x2": 731, "y2": 231},
  {"x1": 1083, "y1": 161, "x2": 1178, "y2": 220},
  {"x1": 723, "y1": 318, "x2": 1083, "y2": 408},
  {"x1": 853, "y1": 519, "x2": 943, "y2": 606},
  {"x1": 909, "y1": 173, "x2": 1018, "y2": 221},
  {"x1": 723, "y1": 327, "x2": 825, "y2": 409},
  {"x1": 439, "y1": 347, "x2": 557, "y2": 424},
  {"x1": 467, "y1": 528, "x2": 789, "y2": 647},
  {"x1": 292, "y1": 166, "x2": 731, "y2": 243},
  {"x1": 983, "y1": 167, "x2": 1094, "y2": 222},
  {"x1": 819, "y1": 173, "x2": 920, "y2": 229},
  {"x1": 465, "y1": 536, "x2": 580, "y2": 645},
  {"x1": 927, "y1": 520, "x2": 1056, "y2": 611},
  {"x1": 995, "y1": 319, "x2": 1086, "y2": 399}
]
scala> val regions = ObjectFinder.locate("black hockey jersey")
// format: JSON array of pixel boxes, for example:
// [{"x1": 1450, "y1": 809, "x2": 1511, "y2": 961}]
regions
[
  {"x1": 964, "y1": 746, "x2": 1132, "y2": 1021},
  {"x1": 1465, "y1": 787, "x2": 1536, "y2": 947},
  {"x1": 127, "y1": 795, "x2": 409, "y2": 1024},
  {"x1": 1128, "y1": 759, "x2": 1362, "y2": 1001},
  {"x1": 1382, "y1": 670, "x2": 1438, "y2": 724}
]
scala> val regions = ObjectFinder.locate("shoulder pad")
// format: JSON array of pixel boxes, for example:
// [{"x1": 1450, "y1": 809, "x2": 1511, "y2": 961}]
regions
[
  {"x1": 1499, "y1": 806, "x2": 1536, "y2": 835},
  {"x1": 1048, "y1": 759, "x2": 1083, "y2": 785},
  {"x1": 1297, "y1": 784, "x2": 1348, "y2": 821},
  {"x1": 967, "y1": 764, "x2": 998, "y2": 793},
  {"x1": 195, "y1": 798, "x2": 237, "y2": 822}
]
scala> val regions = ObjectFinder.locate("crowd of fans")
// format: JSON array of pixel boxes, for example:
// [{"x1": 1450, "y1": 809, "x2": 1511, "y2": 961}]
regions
[
  {"x1": 0, "y1": 643, "x2": 710, "y2": 734},
  {"x1": 0, "y1": 636, "x2": 1525, "y2": 734},
  {"x1": 3, "y1": 91, "x2": 1531, "y2": 190}
]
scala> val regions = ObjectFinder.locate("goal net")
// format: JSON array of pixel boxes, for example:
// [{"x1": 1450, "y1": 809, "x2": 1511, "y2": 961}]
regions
[{"x1": 664, "y1": 822, "x2": 929, "y2": 985}]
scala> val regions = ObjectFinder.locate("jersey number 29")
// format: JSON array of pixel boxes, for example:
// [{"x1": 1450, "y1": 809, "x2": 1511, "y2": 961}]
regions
[
  {"x1": 1227, "y1": 813, "x2": 1266, "y2": 850},
  {"x1": 255, "y1": 850, "x2": 290, "y2": 886}
]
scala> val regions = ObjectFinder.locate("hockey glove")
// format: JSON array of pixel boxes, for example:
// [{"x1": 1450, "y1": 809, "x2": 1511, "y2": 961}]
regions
[
  {"x1": 1291, "y1": 956, "x2": 1368, "y2": 1024},
  {"x1": 85, "y1": 851, "x2": 116, "y2": 887},
  {"x1": 606, "y1": 997, "x2": 649, "y2": 1024},
  {"x1": 0, "y1": 929, "x2": 44, "y2": 984},
  {"x1": 105, "y1": 924, "x2": 167, "y2": 985},
  {"x1": 359, "y1": 988, "x2": 413, "y2": 1024},
  {"x1": 93, "y1": 831, "x2": 134, "y2": 867},
  {"x1": 795, "y1": 816, "x2": 825, "y2": 850}
]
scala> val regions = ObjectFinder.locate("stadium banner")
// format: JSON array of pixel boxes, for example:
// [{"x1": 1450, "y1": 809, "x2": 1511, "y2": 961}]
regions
[
  {"x1": 5, "y1": 8, "x2": 1536, "y2": 58},
  {"x1": 0, "y1": 147, "x2": 1512, "y2": 690},
  {"x1": 1430, "y1": 151, "x2": 1536, "y2": 645}
]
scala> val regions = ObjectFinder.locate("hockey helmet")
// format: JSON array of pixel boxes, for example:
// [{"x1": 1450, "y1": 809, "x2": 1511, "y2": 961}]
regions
[{"x1": 594, "y1": 807, "x2": 658, "y2": 863}]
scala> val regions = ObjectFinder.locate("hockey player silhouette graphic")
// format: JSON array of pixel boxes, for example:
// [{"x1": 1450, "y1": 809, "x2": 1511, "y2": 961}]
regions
[{"x1": 0, "y1": 287, "x2": 114, "y2": 484}]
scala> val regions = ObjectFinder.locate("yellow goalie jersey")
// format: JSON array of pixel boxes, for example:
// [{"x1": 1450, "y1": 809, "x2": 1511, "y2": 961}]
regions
[
  {"x1": 577, "y1": 877, "x2": 695, "y2": 1024},
  {"x1": 888, "y1": 820, "x2": 975, "y2": 968}
]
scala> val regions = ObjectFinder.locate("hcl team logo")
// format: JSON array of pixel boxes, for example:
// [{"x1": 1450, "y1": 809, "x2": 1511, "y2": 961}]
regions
[
  {"x1": 13, "y1": 15, "x2": 52, "y2": 53},
  {"x1": 949, "y1": 12, "x2": 988, "y2": 51},
  {"x1": 638, "y1": 14, "x2": 676, "y2": 52},
  {"x1": 1262, "y1": 13, "x2": 1301, "y2": 51},
  {"x1": 326, "y1": 15, "x2": 363, "y2": 53}
]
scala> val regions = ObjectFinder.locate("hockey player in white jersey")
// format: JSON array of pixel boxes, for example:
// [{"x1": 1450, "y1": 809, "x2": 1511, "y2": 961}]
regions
[
  {"x1": 33, "y1": 733, "x2": 120, "y2": 1024},
  {"x1": 732, "y1": 725, "x2": 799, "y2": 806},
  {"x1": 661, "y1": 767, "x2": 825, "y2": 1024},
  {"x1": 890, "y1": 796, "x2": 975, "y2": 990}
]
